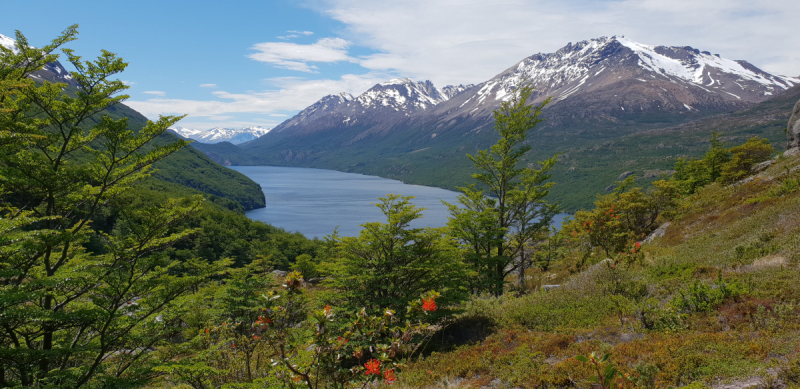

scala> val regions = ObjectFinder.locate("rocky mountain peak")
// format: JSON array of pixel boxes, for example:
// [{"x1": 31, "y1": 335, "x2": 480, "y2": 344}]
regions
[
  {"x1": 441, "y1": 84, "x2": 475, "y2": 99},
  {"x1": 354, "y1": 78, "x2": 446, "y2": 112},
  {"x1": 169, "y1": 126, "x2": 270, "y2": 144}
]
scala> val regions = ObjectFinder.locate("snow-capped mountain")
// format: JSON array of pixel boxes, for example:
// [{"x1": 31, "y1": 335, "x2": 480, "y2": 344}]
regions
[
  {"x1": 435, "y1": 36, "x2": 798, "y2": 120},
  {"x1": 267, "y1": 36, "x2": 798, "y2": 142},
  {"x1": 170, "y1": 126, "x2": 270, "y2": 144},
  {"x1": 1, "y1": 33, "x2": 78, "y2": 86},
  {"x1": 271, "y1": 78, "x2": 471, "y2": 136},
  {"x1": 203, "y1": 35, "x2": 799, "y2": 172}
]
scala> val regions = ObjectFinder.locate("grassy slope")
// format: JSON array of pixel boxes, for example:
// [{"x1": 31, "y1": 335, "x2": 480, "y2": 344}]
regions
[{"x1": 391, "y1": 153, "x2": 800, "y2": 388}]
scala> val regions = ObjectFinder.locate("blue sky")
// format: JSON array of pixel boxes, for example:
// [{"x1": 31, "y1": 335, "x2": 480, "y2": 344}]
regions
[{"x1": 2, "y1": 0, "x2": 798, "y2": 130}]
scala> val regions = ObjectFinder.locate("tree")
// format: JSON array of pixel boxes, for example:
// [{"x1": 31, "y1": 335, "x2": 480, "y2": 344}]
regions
[
  {"x1": 719, "y1": 136, "x2": 774, "y2": 183},
  {"x1": 672, "y1": 132, "x2": 731, "y2": 195},
  {"x1": 0, "y1": 27, "x2": 225, "y2": 387},
  {"x1": 324, "y1": 194, "x2": 468, "y2": 316},
  {"x1": 703, "y1": 131, "x2": 731, "y2": 182},
  {"x1": 446, "y1": 81, "x2": 558, "y2": 295}
]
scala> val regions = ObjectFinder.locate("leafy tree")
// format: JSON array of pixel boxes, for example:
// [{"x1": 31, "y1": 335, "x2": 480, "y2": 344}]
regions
[
  {"x1": 292, "y1": 253, "x2": 320, "y2": 280},
  {"x1": 703, "y1": 131, "x2": 731, "y2": 182},
  {"x1": 324, "y1": 194, "x2": 468, "y2": 316},
  {"x1": 0, "y1": 27, "x2": 225, "y2": 387},
  {"x1": 446, "y1": 81, "x2": 558, "y2": 295},
  {"x1": 719, "y1": 136, "x2": 774, "y2": 183},
  {"x1": 565, "y1": 177, "x2": 677, "y2": 260}
]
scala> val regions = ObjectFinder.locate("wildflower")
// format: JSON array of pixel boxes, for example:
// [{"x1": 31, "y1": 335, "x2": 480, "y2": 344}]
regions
[
  {"x1": 253, "y1": 335, "x2": 261, "y2": 340},
  {"x1": 635, "y1": 242, "x2": 641, "y2": 248},
  {"x1": 384, "y1": 368, "x2": 397, "y2": 384},
  {"x1": 364, "y1": 359, "x2": 381, "y2": 375},
  {"x1": 422, "y1": 297, "x2": 437, "y2": 312},
  {"x1": 323, "y1": 305, "x2": 332, "y2": 315}
]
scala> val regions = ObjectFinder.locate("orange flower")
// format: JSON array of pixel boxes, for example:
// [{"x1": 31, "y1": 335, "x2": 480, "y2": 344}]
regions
[
  {"x1": 323, "y1": 305, "x2": 332, "y2": 315},
  {"x1": 364, "y1": 359, "x2": 381, "y2": 375},
  {"x1": 422, "y1": 297, "x2": 437, "y2": 312},
  {"x1": 384, "y1": 368, "x2": 397, "y2": 384}
]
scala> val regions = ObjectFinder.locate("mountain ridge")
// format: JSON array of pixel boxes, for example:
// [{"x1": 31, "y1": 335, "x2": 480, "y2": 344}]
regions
[{"x1": 170, "y1": 126, "x2": 271, "y2": 144}]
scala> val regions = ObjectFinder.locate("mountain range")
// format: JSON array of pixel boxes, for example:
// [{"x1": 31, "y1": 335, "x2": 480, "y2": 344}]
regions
[
  {"x1": 169, "y1": 126, "x2": 271, "y2": 144},
  {"x1": 195, "y1": 35, "x2": 798, "y2": 209}
]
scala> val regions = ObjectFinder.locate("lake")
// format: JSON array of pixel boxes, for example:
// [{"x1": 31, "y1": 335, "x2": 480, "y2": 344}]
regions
[{"x1": 230, "y1": 166, "x2": 568, "y2": 238}]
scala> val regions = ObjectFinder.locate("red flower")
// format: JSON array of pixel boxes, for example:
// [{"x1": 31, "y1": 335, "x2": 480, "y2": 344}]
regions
[
  {"x1": 256, "y1": 316, "x2": 273, "y2": 326},
  {"x1": 384, "y1": 368, "x2": 397, "y2": 384},
  {"x1": 364, "y1": 359, "x2": 381, "y2": 375},
  {"x1": 323, "y1": 305, "x2": 332, "y2": 315},
  {"x1": 635, "y1": 242, "x2": 641, "y2": 248},
  {"x1": 422, "y1": 297, "x2": 437, "y2": 312}
]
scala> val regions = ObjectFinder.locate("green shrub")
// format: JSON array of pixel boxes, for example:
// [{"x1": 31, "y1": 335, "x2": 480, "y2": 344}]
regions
[{"x1": 671, "y1": 276, "x2": 746, "y2": 313}]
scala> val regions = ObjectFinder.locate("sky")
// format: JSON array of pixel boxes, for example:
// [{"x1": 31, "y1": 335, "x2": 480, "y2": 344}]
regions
[{"x1": 1, "y1": 0, "x2": 798, "y2": 131}]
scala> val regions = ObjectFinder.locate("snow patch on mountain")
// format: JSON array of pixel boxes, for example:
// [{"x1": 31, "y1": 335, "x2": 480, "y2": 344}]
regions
[
  {"x1": 0, "y1": 33, "x2": 18, "y2": 53},
  {"x1": 615, "y1": 36, "x2": 797, "y2": 89},
  {"x1": 441, "y1": 84, "x2": 475, "y2": 99}
]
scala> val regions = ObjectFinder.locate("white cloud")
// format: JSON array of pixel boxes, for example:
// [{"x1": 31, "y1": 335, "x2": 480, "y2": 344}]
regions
[
  {"x1": 248, "y1": 37, "x2": 353, "y2": 72},
  {"x1": 288, "y1": 30, "x2": 314, "y2": 35},
  {"x1": 126, "y1": 72, "x2": 388, "y2": 119},
  {"x1": 199, "y1": 83, "x2": 217, "y2": 88},
  {"x1": 143, "y1": 91, "x2": 166, "y2": 96},
  {"x1": 315, "y1": 0, "x2": 800, "y2": 85}
]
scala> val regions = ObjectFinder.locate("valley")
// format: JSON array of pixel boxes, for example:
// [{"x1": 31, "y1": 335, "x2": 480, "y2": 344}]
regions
[{"x1": 193, "y1": 36, "x2": 798, "y2": 211}]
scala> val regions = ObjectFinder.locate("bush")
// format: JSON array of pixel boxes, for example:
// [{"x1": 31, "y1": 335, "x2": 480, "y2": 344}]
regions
[
  {"x1": 720, "y1": 136, "x2": 774, "y2": 183},
  {"x1": 671, "y1": 276, "x2": 746, "y2": 313}
]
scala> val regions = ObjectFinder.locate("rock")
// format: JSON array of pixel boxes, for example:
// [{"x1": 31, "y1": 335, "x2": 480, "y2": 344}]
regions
[
  {"x1": 617, "y1": 171, "x2": 634, "y2": 180},
  {"x1": 785, "y1": 147, "x2": 800, "y2": 157},
  {"x1": 541, "y1": 284, "x2": 561, "y2": 292},
  {"x1": 752, "y1": 160, "x2": 773, "y2": 173},
  {"x1": 643, "y1": 222, "x2": 670, "y2": 244},
  {"x1": 271, "y1": 270, "x2": 288, "y2": 277},
  {"x1": 788, "y1": 98, "x2": 800, "y2": 149},
  {"x1": 604, "y1": 184, "x2": 614, "y2": 192}
]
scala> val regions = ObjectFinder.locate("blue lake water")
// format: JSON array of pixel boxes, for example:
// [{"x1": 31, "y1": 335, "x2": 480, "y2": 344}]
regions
[{"x1": 230, "y1": 166, "x2": 568, "y2": 238}]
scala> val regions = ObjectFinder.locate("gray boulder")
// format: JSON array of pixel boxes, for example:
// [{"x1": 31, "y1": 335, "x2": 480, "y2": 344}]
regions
[{"x1": 788, "y1": 98, "x2": 800, "y2": 150}]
